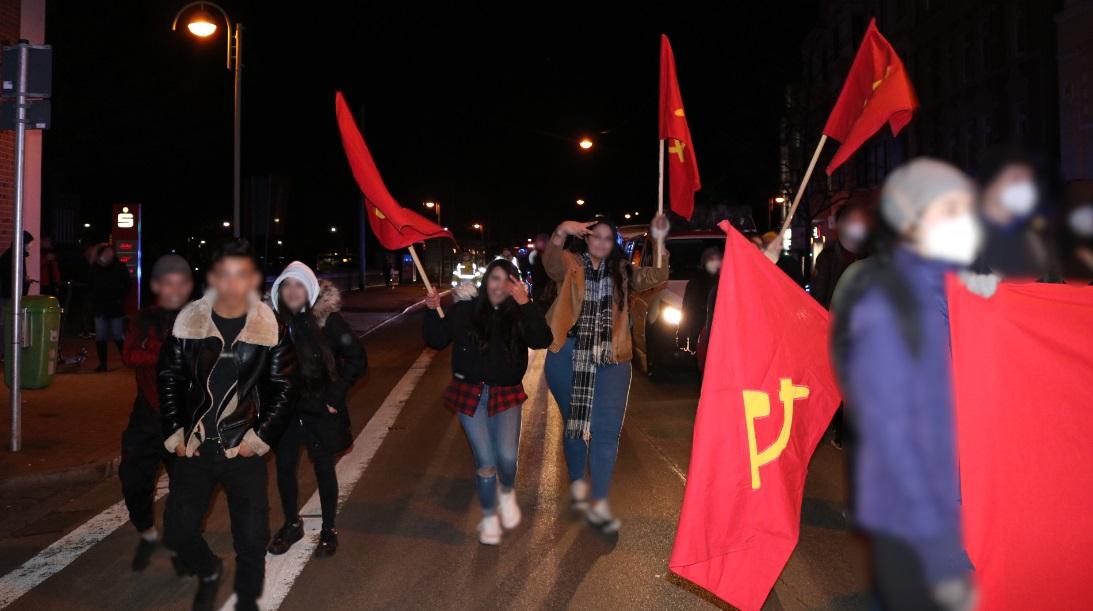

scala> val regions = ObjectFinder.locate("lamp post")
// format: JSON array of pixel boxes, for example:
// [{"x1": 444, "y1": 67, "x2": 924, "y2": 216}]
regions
[
  {"x1": 424, "y1": 201, "x2": 441, "y2": 224},
  {"x1": 172, "y1": 2, "x2": 243, "y2": 238}
]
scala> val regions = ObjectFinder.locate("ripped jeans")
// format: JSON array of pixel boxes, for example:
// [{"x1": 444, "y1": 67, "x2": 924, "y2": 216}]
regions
[{"x1": 457, "y1": 386, "x2": 522, "y2": 515}]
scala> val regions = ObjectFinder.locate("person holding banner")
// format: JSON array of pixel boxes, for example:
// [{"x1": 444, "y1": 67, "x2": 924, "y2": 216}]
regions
[
  {"x1": 423, "y1": 260, "x2": 552, "y2": 545},
  {"x1": 543, "y1": 214, "x2": 669, "y2": 533},
  {"x1": 830, "y1": 158, "x2": 980, "y2": 611}
]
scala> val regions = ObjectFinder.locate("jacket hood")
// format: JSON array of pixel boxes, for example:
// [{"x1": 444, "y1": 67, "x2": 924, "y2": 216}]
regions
[{"x1": 270, "y1": 261, "x2": 320, "y2": 313}]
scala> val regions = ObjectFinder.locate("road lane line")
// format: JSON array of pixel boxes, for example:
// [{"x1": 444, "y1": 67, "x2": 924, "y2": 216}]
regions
[
  {"x1": 0, "y1": 478, "x2": 170, "y2": 608},
  {"x1": 221, "y1": 347, "x2": 437, "y2": 611}
]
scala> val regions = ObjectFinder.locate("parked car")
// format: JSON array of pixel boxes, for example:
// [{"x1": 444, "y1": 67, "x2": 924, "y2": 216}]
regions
[{"x1": 626, "y1": 228, "x2": 726, "y2": 376}]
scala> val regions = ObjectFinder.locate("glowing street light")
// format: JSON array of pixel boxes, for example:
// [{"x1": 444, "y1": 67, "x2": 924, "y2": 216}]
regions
[
  {"x1": 330, "y1": 226, "x2": 337, "y2": 233},
  {"x1": 423, "y1": 201, "x2": 441, "y2": 223},
  {"x1": 185, "y1": 8, "x2": 218, "y2": 37},
  {"x1": 222, "y1": 221, "x2": 231, "y2": 228},
  {"x1": 774, "y1": 195, "x2": 787, "y2": 204},
  {"x1": 578, "y1": 138, "x2": 593, "y2": 150},
  {"x1": 83, "y1": 223, "x2": 91, "y2": 228},
  {"x1": 624, "y1": 213, "x2": 632, "y2": 219},
  {"x1": 576, "y1": 198, "x2": 585, "y2": 206},
  {"x1": 472, "y1": 223, "x2": 482, "y2": 230}
]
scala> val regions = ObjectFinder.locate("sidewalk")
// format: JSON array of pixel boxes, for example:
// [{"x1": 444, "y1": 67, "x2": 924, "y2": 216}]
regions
[{"x1": 0, "y1": 285, "x2": 428, "y2": 493}]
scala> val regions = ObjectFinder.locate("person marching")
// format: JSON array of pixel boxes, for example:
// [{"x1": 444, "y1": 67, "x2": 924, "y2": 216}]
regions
[
  {"x1": 423, "y1": 259, "x2": 552, "y2": 545},
  {"x1": 267, "y1": 262, "x2": 367, "y2": 558},
  {"x1": 542, "y1": 214, "x2": 670, "y2": 534},
  {"x1": 119, "y1": 254, "x2": 193, "y2": 572},
  {"x1": 159, "y1": 239, "x2": 296, "y2": 611}
]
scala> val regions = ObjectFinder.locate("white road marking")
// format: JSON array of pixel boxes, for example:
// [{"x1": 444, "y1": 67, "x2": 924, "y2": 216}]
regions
[
  {"x1": 0, "y1": 478, "x2": 170, "y2": 608},
  {"x1": 221, "y1": 347, "x2": 437, "y2": 611}
]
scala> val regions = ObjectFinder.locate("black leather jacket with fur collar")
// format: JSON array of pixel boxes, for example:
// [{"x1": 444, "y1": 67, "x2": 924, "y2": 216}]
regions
[{"x1": 158, "y1": 291, "x2": 297, "y2": 457}]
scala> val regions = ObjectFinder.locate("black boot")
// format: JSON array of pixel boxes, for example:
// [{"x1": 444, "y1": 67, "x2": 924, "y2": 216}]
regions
[
  {"x1": 131, "y1": 538, "x2": 158, "y2": 572},
  {"x1": 95, "y1": 341, "x2": 108, "y2": 372},
  {"x1": 192, "y1": 557, "x2": 224, "y2": 611},
  {"x1": 172, "y1": 555, "x2": 194, "y2": 578},
  {"x1": 315, "y1": 527, "x2": 338, "y2": 558},
  {"x1": 235, "y1": 598, "x2": 259, "y2": 611},
  {"x1": 267, "y1": 520, "x2": 303, "y2": 555}
]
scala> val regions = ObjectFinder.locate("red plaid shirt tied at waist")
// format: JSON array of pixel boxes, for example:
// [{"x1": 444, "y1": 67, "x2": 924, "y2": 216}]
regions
[{"x1": 443, "y1": 378, "x2": 527, "y2": 416}]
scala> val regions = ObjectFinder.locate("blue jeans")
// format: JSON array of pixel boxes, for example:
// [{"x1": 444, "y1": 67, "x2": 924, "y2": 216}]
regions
[
  {"x1": 544, "y1": 336, "x2": 633, "y2": 500},
  {"x1": 94, "y1": 316, "x2": 125, "y2": 342},
  {"x1": 457, "y1": 386, "x2": 523, "y2": 516}
]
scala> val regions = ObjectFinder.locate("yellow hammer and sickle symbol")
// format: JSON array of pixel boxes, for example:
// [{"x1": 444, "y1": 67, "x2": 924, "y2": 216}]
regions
[
  {"x1": 668, "y1": 139, "x2": 686, "y2": 163},
  {"x1": 374, "y1": 208, "x2": 386, "y2": 220},
  {"x1": 863, "y1": 64, "x2": 894, "y2": 109},
  {"x1": 743, "y1": 378, "x2": 810, "y2": 490}
]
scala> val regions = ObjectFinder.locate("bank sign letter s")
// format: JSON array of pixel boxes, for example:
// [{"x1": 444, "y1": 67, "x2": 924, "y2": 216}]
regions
[{"x1": 743, "y1": 378, "x2": 809, "y2": 490}]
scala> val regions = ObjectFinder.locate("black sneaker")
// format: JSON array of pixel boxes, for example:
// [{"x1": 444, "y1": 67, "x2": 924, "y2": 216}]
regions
[
  {"x1": 267, "y1": 520, "x2": 303, "y2": 555},
  {"x1": 192, "y1": 557, "x2": 224, "y2": 611},
  {"x1": 315, "y1": 528, "x2": 338, "y2": 558},
  {"x1": 172, "y1": 555, "x2": 195, "y2": 578},
  {"x1": 131, "y1": 538, "x2": 158, "y2": 572}
]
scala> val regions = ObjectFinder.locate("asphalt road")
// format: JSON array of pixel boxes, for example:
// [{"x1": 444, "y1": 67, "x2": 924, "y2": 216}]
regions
[{"x1": 0, "y1": 303, "x2": 867, "y2": 610}]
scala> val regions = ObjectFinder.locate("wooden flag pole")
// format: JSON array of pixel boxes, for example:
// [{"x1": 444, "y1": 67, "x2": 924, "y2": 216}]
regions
[
  {"x1": 407, "y1": 244, "x2": 444, "y2": 318},
  {"x1": 657, "y1": 138, "x2": 665, "y2": 267},
  {"x1": 764, "y1": 134, "x2": 828, "y2": 261}
]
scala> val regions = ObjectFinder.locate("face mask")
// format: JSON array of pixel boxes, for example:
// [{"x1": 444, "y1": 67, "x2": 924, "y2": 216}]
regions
[
  {"x1": 705, "y1": 260, "x2": 721, "y2": 275},
  {"x1": 921, "y1": 214, "x2": 983, "y2": 265},
  {"x1": 998, "y1": 181, "x2": 1038, "y2": 217},
  {"x1": 1069, "y1": 205, "x2": 1093, "y2": 238},
  {"x1": 841, "y1": 222, "x2": 867, "y2": 246}
]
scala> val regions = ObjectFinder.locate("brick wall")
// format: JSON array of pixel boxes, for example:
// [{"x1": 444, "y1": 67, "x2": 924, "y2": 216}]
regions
[{"x1": 0, "y1": 0, "x2": 19, "y2": 249}]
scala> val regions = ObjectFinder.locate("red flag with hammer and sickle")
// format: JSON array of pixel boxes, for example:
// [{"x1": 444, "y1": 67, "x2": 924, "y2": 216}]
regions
[
  {"x1": 659, "y1": 34, "x2": 700, "y2": 220},
  {"x1": 823, "y1": 19, "x2": 918, "y2": 175},
  {"x1": 335, "y1": 91, "x2": 453, "y2": 250}
]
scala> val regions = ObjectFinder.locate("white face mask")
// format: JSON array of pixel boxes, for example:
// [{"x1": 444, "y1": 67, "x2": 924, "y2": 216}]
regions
[
  {"x1": 705, "y1": 260, "x2": 722, "y2": 275},
  {"x1": 840, "y1": 221, "x2": 867, "y2": 246},
  {"x1": 1069, "y1": 204, "x2": 1093, "y2": 238},
  {"x1": 921, "y1": 214, "x2": 983, "y2": 265},
  {"x1": 998, "y1": 181, "x2": 1038, "y2": 217}
]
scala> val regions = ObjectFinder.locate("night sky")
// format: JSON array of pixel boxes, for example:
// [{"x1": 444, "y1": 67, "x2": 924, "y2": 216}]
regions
[{"x1": 42, "y1": 1, "x2": 813, "y2": 263}]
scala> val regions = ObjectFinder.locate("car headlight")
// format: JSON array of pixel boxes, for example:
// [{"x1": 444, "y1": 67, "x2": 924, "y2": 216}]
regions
[{"x1": 661, "y1": 306, "x2": 682, "y2": 326}]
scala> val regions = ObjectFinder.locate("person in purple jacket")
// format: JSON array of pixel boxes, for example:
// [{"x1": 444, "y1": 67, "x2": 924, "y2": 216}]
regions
[{"x1": 831, "y1": 158, "x2": 982, "y2": 611}]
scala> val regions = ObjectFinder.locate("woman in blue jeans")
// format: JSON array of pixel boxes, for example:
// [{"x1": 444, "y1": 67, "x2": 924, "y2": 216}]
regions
[
  {"x1": 542, "y1": 215, "x2": 670, "y2": 533},
  {"x1": 423, "y1": 260, "x2": 553, "y2": 545}
]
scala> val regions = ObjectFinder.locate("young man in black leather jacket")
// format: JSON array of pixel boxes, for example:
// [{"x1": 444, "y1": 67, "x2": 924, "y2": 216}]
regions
[{"x1": 158, "y1": 239, "x2": 296, "y2": 611}]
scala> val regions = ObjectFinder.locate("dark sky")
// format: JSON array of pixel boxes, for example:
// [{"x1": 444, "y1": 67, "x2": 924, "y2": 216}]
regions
[{"x1": 43, "y1": 1, "x2": 814, "y2": 261}]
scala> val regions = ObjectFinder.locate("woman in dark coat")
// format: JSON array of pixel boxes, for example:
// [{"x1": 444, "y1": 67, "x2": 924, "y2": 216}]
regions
[
  {"x1": 88, "y1": 243, "x2": 131, "y2": 371},
  {"x1": 267, "y1": 261, "x2": 367, "y2": 558}
]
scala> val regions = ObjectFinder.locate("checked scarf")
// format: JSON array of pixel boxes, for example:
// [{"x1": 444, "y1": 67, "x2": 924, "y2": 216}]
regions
[{"x1": 567, "y1": 254, "x2": 615, "y2": 440}]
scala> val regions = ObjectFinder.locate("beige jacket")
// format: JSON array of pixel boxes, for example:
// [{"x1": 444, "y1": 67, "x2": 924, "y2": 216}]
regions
[{"x1": 542, "y1": 240, "x2": 668, "y2": 363}]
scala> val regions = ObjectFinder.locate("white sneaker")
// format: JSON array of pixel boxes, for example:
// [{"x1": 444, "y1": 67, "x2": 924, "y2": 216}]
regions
[
  {"x1": 570, "y1": 479, "x2": 590, "y2": 511},
  {"x1": 586, "y1": 500, "x2": 622, "y2": 534},
  {"x1": 497, "y1": 489, "x2": 522, "y2": 529},
  {"x1": 477, "y1": 515, "x2": 502, "y2": 545}
]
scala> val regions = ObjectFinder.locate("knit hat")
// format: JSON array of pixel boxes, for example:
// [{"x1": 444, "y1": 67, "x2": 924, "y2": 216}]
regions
[
  {"x1": 880, "y1": 157, "x2": 974, "y2": 232},
  {"x1": 151, "y1": 254, "x2": 192, "y2": 279},
  {"x1": 270, "y1": 260, "x2": 320, "y2": 312}
]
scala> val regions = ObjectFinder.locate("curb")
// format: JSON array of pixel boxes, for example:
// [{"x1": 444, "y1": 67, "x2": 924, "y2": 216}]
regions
[{"x1": 0, "y1": 454, "x2": 121, "y2": 494}]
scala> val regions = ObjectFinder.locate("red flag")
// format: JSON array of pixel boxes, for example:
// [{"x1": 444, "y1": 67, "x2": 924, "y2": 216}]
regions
[
  {"x1": 949, "y1": 281, "x2": 1093, "y2": 609},
  {"x1": 823, "y1": 19, "x2": 918, "y2": 175},
  {"x1": 335, "y1": 91, "x2": 453, "y2": 250},
  {"x1": 670, "y1": 222, "x2": 841, "y2": 611},
  {"x1": 659, "y1": 34, "x2": 701, "y2": 220}
]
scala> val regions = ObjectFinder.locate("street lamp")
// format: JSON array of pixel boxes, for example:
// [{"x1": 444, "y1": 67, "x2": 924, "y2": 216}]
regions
[
  {"x1": 576, "y1": 198, "x2": 585, "y2": 206},
  {"x1": 330, "y1": 226, "x2": 337, "y2": 233},
  {"x1": 472, "y1": 223, "x2": 485, "y2": 244},
  {"x1": 423, "y1": 201, "x2": 441, "y2": 224},
  {"x1": 579, "y1": 137, "x2": 593, "y2": 150},
  {"x1": 172, "y1": 1, "x2": 244, "y2": 238}
]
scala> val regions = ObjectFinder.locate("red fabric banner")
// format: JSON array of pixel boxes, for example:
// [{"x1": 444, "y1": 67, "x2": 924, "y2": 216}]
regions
[
  {"x1": 822, "y1": 19, "x2": 917, "y2": 175},
  {"x1": 949, "y1": 280, "x2": 1093, "y2": 610},
  {"x1": 670, "y1": 222, "x2": 841, "y2": 611},
  {"x1": 658, "y1": 34, "x2": 700, "y2": 220},
  {"x1": 335, "y1": 91, "x2": 453, "y2": 250}
]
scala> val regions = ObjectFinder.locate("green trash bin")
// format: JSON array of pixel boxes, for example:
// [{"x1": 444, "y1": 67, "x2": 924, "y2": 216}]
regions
[{"x1": 4, "y1": 295, "x2": 62, "y2": 389}]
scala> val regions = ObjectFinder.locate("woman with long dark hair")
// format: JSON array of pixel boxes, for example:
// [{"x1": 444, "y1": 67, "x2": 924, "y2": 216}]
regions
[
  {"x1": 267, "y1": 261, "x2": 367, "y2": 558},
  {"x1": 542, "y1": 214, "x2": 670, "y2": 533},
  {"x1": 423, "y1": 259, "x2": 552, "y2": 545}
]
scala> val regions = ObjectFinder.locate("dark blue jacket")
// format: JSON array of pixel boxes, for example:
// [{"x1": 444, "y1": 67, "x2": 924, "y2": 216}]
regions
[{"x1": 841, "y1": 247, "x2": 969, "y2": 584}]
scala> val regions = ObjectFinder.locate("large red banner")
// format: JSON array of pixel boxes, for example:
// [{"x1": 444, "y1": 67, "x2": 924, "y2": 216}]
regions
[{"x1": 949, "y1": 280, "x2": 1093, "y2": 609}]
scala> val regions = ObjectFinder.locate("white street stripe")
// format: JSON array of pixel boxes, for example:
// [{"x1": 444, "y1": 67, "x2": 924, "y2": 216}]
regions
[
  {"x1": 220, "y1": 347, "x2": 437, "y2": 611},
  {"x1": 0, "y1": 478, "x2": 170, "y2": 608}
]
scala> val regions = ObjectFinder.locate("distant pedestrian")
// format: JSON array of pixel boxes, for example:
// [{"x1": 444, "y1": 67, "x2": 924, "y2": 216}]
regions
[
  {"x1": 88, "y1": 243, "x2": 131, "y2": 371},
  {"x1": 528, "y1": 232, "x2": 557, "y2": 310},
  {"x1": 831, "y1": 158, "x2": 980, "y2": 611},
  {"x1": 679, "y1": 246, "x2": 721, "y2": 351},
  {"x1": 119, "y1": 254, "x2": 193, "y2": 572},
  {"x1": 543, "y1": 214, "x2": 669, "y2": 534},
  {"x1": 267, "y1": 261, "x2": 367, "y2": 558},
  {"x1": 39, "y1": 237, "x2": 62, "y2": 297},
  {"x1": 423, "y1": 259, "x2": 552, "y2": 545},
  {"x1": 159, "y1": 238, "x2": 296, "y2": 611}
]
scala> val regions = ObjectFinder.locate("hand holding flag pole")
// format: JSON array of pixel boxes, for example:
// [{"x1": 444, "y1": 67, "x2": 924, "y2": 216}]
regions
[
  {"x1": 406, "y1": 244, "x2": 443, "y2": 317},
  {"x1": 763, "y1": 136, "x2": 828, "y2": 262}
]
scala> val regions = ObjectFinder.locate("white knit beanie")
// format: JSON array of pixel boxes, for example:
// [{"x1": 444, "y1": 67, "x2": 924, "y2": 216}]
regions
[{"x1": 270, "y1": 261, "x2": 320, "y2": 312}]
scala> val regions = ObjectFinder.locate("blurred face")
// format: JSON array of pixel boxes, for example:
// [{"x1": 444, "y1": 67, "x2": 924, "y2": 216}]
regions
[
  {"x1": 704, "y1": 253, "x2": 722, "y2": 275},
  {"x1": 984, "y1": 163, "x2": 1037, "y2": 219},
  {"x1": 151, "y1": 272, "x2": 193, "y2": 311},
  {"x1": 533, "y1": 235, "x2": 548, "y2": 251},
  {"x1": 207, "y1": 256, "x2": 260, "y2": 306},
  {"x1": 279, "y1": 277, "x2": 310, "y2": 313},
  {"x1": 838, "y1": 208, "x2": 870, "y2": 249},
  {"x1": 98, "y1": 247, "x2": 115, "y2": 265},
  {"x1": 501, "y1": 248, "x2": 513, "y2": 259},
  {"x1": 909, "y1": 189, "x2": 982, "y2": 264},
  {"x1": 484, "y1": 266, "x2": 509, "y2": 306},
  {"x1": 585, "y1": 223, "x2": 616, "y2": 261}
]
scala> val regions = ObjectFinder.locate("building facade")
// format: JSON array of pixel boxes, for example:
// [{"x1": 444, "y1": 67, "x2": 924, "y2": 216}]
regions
[{"x1": 1056, "y1": 0, "x2": 1093, "y2": 183}]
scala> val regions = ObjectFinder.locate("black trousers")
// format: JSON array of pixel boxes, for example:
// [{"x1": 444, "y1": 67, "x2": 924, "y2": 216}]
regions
[
  {"x1": 275, "y1": 418, "x2": 339, "y2": 529},
  {"x1": 119, "y1": 397, "x2": 174, "y2": 533},
  {"x1": 163, "y1": 443, "x2": 270, "y2": 602},
  {"x1": 871, "y1": 534, "x2": 942, "y2": 611}
]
